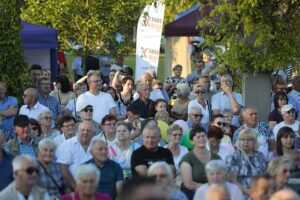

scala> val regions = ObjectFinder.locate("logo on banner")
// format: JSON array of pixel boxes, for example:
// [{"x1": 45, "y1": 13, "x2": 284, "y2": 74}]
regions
[{"x1": 141, "y1": 12, "x2": 163, "y2": 30}]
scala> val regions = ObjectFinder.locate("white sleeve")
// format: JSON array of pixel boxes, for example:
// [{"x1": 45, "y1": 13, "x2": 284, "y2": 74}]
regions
[
  {"x1": 211, "y1": 93, "x2": 220, "y2": 110},
  {"x1": 56, "y1": 140, "x2": 72, "y2": 165}
]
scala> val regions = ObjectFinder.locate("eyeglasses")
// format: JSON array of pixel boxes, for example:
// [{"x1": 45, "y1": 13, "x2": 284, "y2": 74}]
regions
[
  {"x1": 194, "y1": 89, "x2": 207, "y2": 94},
  {"x1": 216, "y1": 122, "x2": 227, "y2": 126},
  {"x1": 282, "y1": 169, "x2": 291, "y2": 174},
  {"x1": 31, "y1": 126, "x2": 38, "y2": 131},
  {"x1": 63, "y1": 124, "x2": 76, "y2": 128},
  {"x1": 82, "y1": 108, "x2": 93, "y2": 113},
  {"x1": 20, "y1": 166, "x2": 39, "y2": 175},
  {"x1": 191, "y1": 114, "x2": 203, "y2": 118},
  {"x1": 42, "y1": 116, "x2": 52, "y2": 120},
  {"x1": 104, "y1": 122, "x2": 116, "y2": 126},
  {"x1": 172, "y1": 133, "x2": 182, "y2": 137},
  {"x1": 286, "y1": 109, "x2": 296, "y2": 114}
]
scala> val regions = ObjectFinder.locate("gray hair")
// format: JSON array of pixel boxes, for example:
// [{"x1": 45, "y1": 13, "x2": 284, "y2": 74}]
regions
[
  {"x1": 38, "y1": 110, "x2": 52, "y2": 121},
  {"x1": 12, "y1": 155, "x2": 37, "y2": 172},
  {"x1": 148, "y1": 161, "x2": 174, "y2": 180},
  {"x1": 78, "y1": 120, "x2": 96, "y2": 134},
  {"x1": 38, "y1": 138, "x2": 57, "y2": 151},
  {"x1": 237, "y1": 128, "x2": 259, "y2": 150},
  {"x1": 136, "y1": 82, "x2": 150, "y2": 93},
  {"x1": 176, "y1": 83, "x2": 190, "y2": 98},
  {"x1": 142, "y1": 124, "x2": 161, "y2": 136},
  {"x1": 205, "y1": 160, "x2": 227, "y2": 174},
  {"x1": 241, "y1": 106, "x2": 258, "y2": 118},
  {"x1": 89, "y1": 138, "x2": 107, "y2": 153},
  {"x1": 75, "y1": 164, "x2": 100, "y2": 184},
  {"x1": 188, "y1": 106, "x2": 202, "y2": 115}
]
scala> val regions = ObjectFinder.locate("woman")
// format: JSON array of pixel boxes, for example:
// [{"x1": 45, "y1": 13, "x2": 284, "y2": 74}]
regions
[
  {"x1": 165, "y1": 124, "x2": 188, "y2": 175},
  {"x1": 95, "y1": 114, "x2": 117, "y2": 146},
  {"x1": 29, "y1": 118, "x2": 42, "y2": 137},
  {"x1": 180, "y1": 126, "x2": 221, "y2": 199},
  {"x1": 193, "y1": 160, "x2": 243, "y2": 200},
  {"x1": 118, "y1": 76, "x2": 134, "y2": 108},
  {"x1": 50, "y1": 75, "x2": 75, "y2": 109},
  {"x1": 104, "y1": 86, "x2": 127, "y2": 121},
  {"x1": 165, "y1": 64, "x2": 187, "y2": 98},
  {"x1": 37, "y1": 139, "x2": 66, "y2": 199},
  {"x1": 268, "y1": 156, "x2": 293, "y2": 191},
  {"x1": 170, "y1": 83, "x2": 190, "y2": 120},
  {"x1": 60, "y1": 164, "x2": 112, "y2": 200},
  {"x1": 222, "y1": 109, "x2": 237, "y2": 140},
  {"x1": 148, "y1": 162, "x2": 188, "y2": 200},
  {"x1": 65, "y1": 82, "x2": 87, "y2": 119},
  {"x1": 269, "y1": 126, "x2": 300, "y2": 172},
  {"x1": 268, "y1": 92, "x2": 288, "y2": 128},
  {"x1": 38, "y1": 111, "x2": 60, "y2": 139},
  {"x1": 226, "y1": 128, "x2": 267, "y2": 195},
  {"x1": 206, "y1": 126, "x2": 235, "y2": 161},
  {"x1": 210, "y1": 114, "x2": 232, "y2": 143},
  {"x1": 108, "y1": 121, "x2": 140, "y2": 180}
]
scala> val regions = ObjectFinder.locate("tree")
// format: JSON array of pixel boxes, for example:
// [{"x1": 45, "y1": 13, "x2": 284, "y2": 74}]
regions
[
  {"x1": 198, "y1": 0, "x2": 300, "y2": 73},
  {"x1": 0, "y1": 0, "x2": 28, "y2": 98}
]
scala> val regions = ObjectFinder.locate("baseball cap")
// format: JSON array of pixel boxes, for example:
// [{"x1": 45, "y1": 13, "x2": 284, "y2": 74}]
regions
[
  {"x1": 281, "y1": 104, "x2": 295, "y2": 113},
  {"x1": 77, "y1": 102, "x2": 93, "y2": 112}
]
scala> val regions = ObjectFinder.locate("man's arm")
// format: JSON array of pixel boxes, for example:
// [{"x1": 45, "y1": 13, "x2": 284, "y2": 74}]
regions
[
  {"x1": 222, "y1": 84, "x2": 241, "y2": 114},
  {"x1": 0, "y1": 106, "x2": 18, "y2": 118},
  {"x1": 134, "y1": 165, "x2": 148, "y2": 176},
  {"x1": 61, "y1": 164, "x2": 76, "y2": 190}
]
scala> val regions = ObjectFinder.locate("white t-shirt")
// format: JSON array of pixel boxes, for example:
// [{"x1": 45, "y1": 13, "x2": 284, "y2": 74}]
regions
[
  {"x1": 65, "y1": 99, "x2": 76, "y2": 118},
  {"x1": 188, "y1": 99, "x2": 210, "y2": 126},
  {"x1": 76, "y1": 91, "x2": 116, "y2": 123},
  {"x1": 19, "y1": 102, "x2": 50, "y2": 120},
  {"x1": 273, "y1": 121, "x2": 300, "y2": 140},
  {"x1": 164, "y1": 145, "x2": 188, "y2": 175}
]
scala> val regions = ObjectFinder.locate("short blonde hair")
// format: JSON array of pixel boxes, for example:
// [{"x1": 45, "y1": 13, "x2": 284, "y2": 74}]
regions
[
  {"x1": 237, "y1": 128, "x2": 259, "y2": 150},
  {"x1": 268, "y1": 156, "x2": 292, "y2": 177}
]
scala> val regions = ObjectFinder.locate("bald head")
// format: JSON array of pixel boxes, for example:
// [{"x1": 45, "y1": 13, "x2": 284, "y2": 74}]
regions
[
  {"x1": 141, "y1": 73, "x2": 153, "y2": 87},
  {"x1": 23, "y1": 87, "x2": 38, "y2": 106}
]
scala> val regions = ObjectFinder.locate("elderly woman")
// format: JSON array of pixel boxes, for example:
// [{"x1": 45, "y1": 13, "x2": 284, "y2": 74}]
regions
[
  {"x1": 180, "y1": 126, "x2": 221, "y2": 199},
  {"x1": 60, "y1": 164, "x2": 112, "y2": 200},
  {"x1": 37, "y1": 138, "x2": 66, "y2": 199},
  {"x1": 108, "y1": 121, "x2": 140, "y2": 180},
  {"x1": 38, "y1": 111, "x2": 60, "y2": 139},
  {"x1": 165, "y1": 124, "x2": 188, "y2": 175},
  {"x1": 226, "y1": 128, "x2": 267, "y2": 195},
  {"x1": 148, "y1": 162, "x2": 187, "y2": 200},
  {"x1": 268, "y1": 92, "x2": 288, "y2": 128},
  {"x1": 268, "y1": 156, "x2": 293, "y2": 191},
  {"x1": 193, "y1": 160, "x2": 243, "y2": 200},
  {"x1": 170, "y1": 83, "x2": 190, "y2": 120}
]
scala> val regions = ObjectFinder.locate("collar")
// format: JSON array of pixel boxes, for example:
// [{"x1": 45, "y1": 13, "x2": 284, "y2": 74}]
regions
[
  {"x1": 27, "y1": 101, "x2": 39, "y2": 110},
  {"x1": 18, "y1": 137, "x2": 33, "y2": 145}
]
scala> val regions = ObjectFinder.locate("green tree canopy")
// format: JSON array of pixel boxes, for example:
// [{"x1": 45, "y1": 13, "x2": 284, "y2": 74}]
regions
[{"x1": 198, "y1": 0, "x2": 300, "y2": 73}]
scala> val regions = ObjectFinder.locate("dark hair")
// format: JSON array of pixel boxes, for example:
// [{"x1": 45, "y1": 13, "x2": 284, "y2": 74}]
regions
[
  {"x1": 251, "y1": 173, "x2": 273, "y2": 188},
  {"x1": 101, "y1": 114, "x2": 116, "y2": 125},
  {"x1": 58, "y1": 115, "x2": 76, "y2": 129},
  {"x1": 37, "y1": 77, "x2": 50, "y2": 85},
  {"x1": 116, "y1": 121, "x2": 132, "y2": 132},
  {"x1": 123, "y1": 67, "x2": 134, "y2": 77},
  {"x1": 127, "y1": 104, "x2": 140, "y2": 115},
  {"x1": 211, "y1": 114, "x2": 225, "y2": 123},
  {"x1": 30, "y1": 64, "x2": 42, "y2": 71},
  {"x1": 103, "y1": 86, "x2": 118, "y2": 101},
  {"x1": 207, "y1": 126, "x2": 224, "y2": 139},
  {"x1": 121, "y1": 76, "x2": 134, "y2": 86},
  {"x1": 154, "y1": 99, "x2": 167, "y2": 108},
  {"x1": 276, "y1": 126, "x2": 295, "y2": 155},
  {"x1": 55, "y1": 75, "x2": 71, "y2": 93},
  {"x1": 274, "y1": 92, "x2": 288, "y2": 109},
  {"x1": 141, "y1": 118, "x2": 157, "y2": 132},
  {"x1": 189, "y1": 126, "x2": 206, "y2": 141},
  {"x1": 172, "y1": 64, "x2": 182, "y2": 71},
  {"x1": 29, "y1": 118, "x2": 42, "y2": 136},
  {"x1": 110, "y1": 69, "x2": 117, "y2": 73}
]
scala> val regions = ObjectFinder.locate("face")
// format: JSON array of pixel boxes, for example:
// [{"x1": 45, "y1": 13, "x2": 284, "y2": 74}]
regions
[
  {"x1": 14, "y1": 125, "x2": 31, "y2": 141},
  {"x1": 189, "y1": 109, "x2": 203, "y2": 124},
  {"x1": 195, "y1": 62, "x2": 204, "y2": 73},
  {"x1": 92, "y1": 141, "x2": 108, "y2": 163},
  {"x1": 29, "y1": 124, "x2": 39, "y2": 137},
  {"x1": 109, "y1": 71, "x2": 116, "y2": 82},
  {"x1": 116, "y1": 125, "x2": 130, "y2": 141},
  {"x1": 194, "y1": 85, "x2": 208, "y2": 100},
  {"x1": 168, "y1": 130, "x2": 182, "y2": 145},
  {"x1": 143, "y1": 129, "x2": 160, "y2": 151},
  {"x1": 0, "y1": 83, "x2": 6, "y2": 100},
  {"x1": 275, "y1": 84, "x2": 287, "y2": 93},
  {"x1": 155, "y1": 102, "x2": 167, "y2": 111},
  {"x1": 79, "y1": 107, "x2": 93, "y2": 121},
  {"x1": 102, "y1": 120, "x2": 116, "y2": 135},
  {"x1": 39, "y1": 79, "x2": 51, "y2": 94},
  {"x1": 239, "y1": 134, "x2": 255, "y2": 152},
  {"x1": 276, "y1": 163, "x2": 292, "y2": 185},
  {"x1": 250, "y1": 178, "x2": 275, "y2": 200},
  {"x1": 282, "y1": 109, "x2": 296, "y2": 122},
  {"x1": 280, "y1": 133, "x2": 294, "y2": 149},
  {"x1": 75, "y1": 85, "x2": 88, "y2": 96},
  {"x1": 38, "y1": 146, "x2": 55, "y2": 163},
  {"x1": 278, "y1": 97, "x2": 287, "y2": 108},
  {"x1": 173, "y1": 68, "x2": 182, "y2": 77},
  {"x1": 149, "y1": 166, "x2": 170, "y2": 187},
  {"x1": 223, "y1": 113, "x2": 233, "y2": 124},
  {"x1": 77, "y1": 174, "x2": 98, "y2": 196},
  {"x1": 78, "y1": 122, "x2": 95, "y2": 145},
  {"x1": 14, "y1": 159, "x2": 39, "y2": 187},
  {"x1": 138, "y1": 85, "x2": 151, "y2": 100},
  {"x1": 207, "y1": 170, "x2": 226, "y2": 184},
  {"x1": 208, "y1": 137, "x2": 221, "y2": 153},
  {"x1": 23, "y1": 89, "x2": 35, "y2": 105},
  {"x1": 198, "y1": 78, "x2": 210, "y2": 90},
  {"x1": 43, "y1": 70, "x2": 51, "y2": 79},
  {"x1": 88, "y1": 74, "x2": 102, "y2": 91},
  {"x1": 107, "y1": 89, "x2": 116, "y2": 99},
  {"x1": 157, "y1": 113, "x2": 169, "y2": 124},
  {"x1": 221, "y1": 76, "x2": 233, "y2": 89},
  {"x1": 61, "y1": 120, "x2": 76, "y2": 138},
  {"x1": 212, "y1": 117, "x2": 226, "y2": 131},
  {"x1": 192, "y1": 132, "x2": 207, "y2": 148},
  {"x1": 123, "y1": 80, "x2": 134, "y2": 92},
  {"x1": 141, "y1": 74, "x2": 153, "y2": 87},
  {"x1": 31, "y1": 69, "x2": 42, "y2": 84},
  {"x1": 39, "y1": 113, "x2": 53, "y2": 127},
  {"x1": 244, "y1": 108, "x2": 258, "y2": 126},
  {"x1": 127, "y1": 111, "x2": 140, "y2": 123}
]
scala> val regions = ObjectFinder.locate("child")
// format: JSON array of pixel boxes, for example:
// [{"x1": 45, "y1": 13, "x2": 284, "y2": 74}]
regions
[{"x1": 154, "y1": 99, "x2": 167, "y2": 112}]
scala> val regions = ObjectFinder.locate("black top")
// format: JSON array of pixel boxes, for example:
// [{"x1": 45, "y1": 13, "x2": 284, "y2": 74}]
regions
[{"x1": 129, "y1": 98, "x2": 155, "y2": 118}]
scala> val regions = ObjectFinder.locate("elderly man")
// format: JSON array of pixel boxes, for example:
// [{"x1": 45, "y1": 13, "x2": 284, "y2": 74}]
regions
[
  {"x1": 54, "y1": 115, "x2": 77, "y2": 147},
  {"x1": 0, "y1": 82, "x2": 18, "y2": 137},
  {"x1": 186, "y1": 106, "x2": 204, "y2": 129},
  {"x1": 232, "y1": 106, "x2": 275, "y2": 159},
  {"x1": 186, "y1": 60, "x2": 205, "y2": 85},
  {"x1": 86, "y1": 139, "x2": 124, "y2": 199},
  {"x1": 38, "y1": 77, "x2": 62, "y2": 124},
  {"x1": 0, "y1": 155, "x2": 50, "y2": 199},
  {"x1": 0, "y1": 130, "x2": 14, "y2": 190},
  {"x1": 211, "y1": 73, "x2": 243, "y2": 127},
  {"x1": 19, "y1": 87, "x2": 50, "y2": 120},
  {"x1": 273, "y1": 104, "x2": 300, "y2": 148},
  {"x1": 56, "y1": 120, "x2": 96, "y2": 190},
  {"x1": 249, "y1": 174, "x2": 275, "y2": 200},
  {"x1": 7, "y1": 115, "x2": 40, "y2": 157},
  {"x1": 76, "y1": 70, "x2": 116, "y2": 123},
  {"x1": 130, "y1": 82, "x2": 155, "y2": 118},
  {"x1": 131, "y1": 125, "x2": 175, "y2": 178},
  {"x1": 76, "y1": 102, "x2": 100, "y2": 133}
]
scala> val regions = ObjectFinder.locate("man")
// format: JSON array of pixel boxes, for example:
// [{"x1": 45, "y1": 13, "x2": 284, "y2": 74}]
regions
[
  {"x1": 30, "y1": 64, "x2": 43, "y2": 87},
  {"x1": 19, "y1": 87, "x2": 50, "y2": 120},
  {"x1": 72, "y1": 48, "x2": 84, "y2": 81},
  {"x1": 273, "y1": 104, "x2": 300, "y2": 148},
  {"x1": 7, "y1": 115, "x2": 40, "y2": 157},
  {"x1": 131, "y1": 125, "x2": 175, "y2": 178},
  {"x1": 38, "y1": 77, "x2": 62, "y2": 124},
  {"x1": 76, "y1": 102, "x2": 100, "y2": 133},
  {"x1": 130, "y1": 82, "x2": 155, "y2": 119},
  {"x1": 0, "y1": 82, "x2": 18, "y2": 137},
  {"x1": 125, "y1": 104, "x2": 143, "y2": 140},
  {"x1": 54, "y1": 115, "x2": 77, "y2": 147},
  {"x1": 186, "y1": 106, "x2": 204, "y2": 129},
  {"x1": 198, "y1": 75, "x2": 215, "y2": 102},
  {"x1": 86, "y1": 139, "x2": 124, "y2": 199},
  {"x1": 0, "y1": 155, "x2": 50, "y2": 199},
  {"x1": 56, "y1": 120, "x2": 95, "y2": 190},
  {"x1": 0, "y1": 130, "x2": 14, "y2": 190},
  {"x1": 186, "y1": 60, "x2": 205, "y2": 85},
  {"x1": 76, "y1": 70, "x2": 116, "y2": 123},
  {"x1": 289, "y1": 75, "x2": 300, "y2": 103},
  {"x1": 249, "y1": 173, "x2": 275, "y2": 200},
  {"x1": 232, "y1": 106, "x2": 275, "y2": 159},
  {"x1": 211, "y1": 73, "x2": 243, "y2": 127}
]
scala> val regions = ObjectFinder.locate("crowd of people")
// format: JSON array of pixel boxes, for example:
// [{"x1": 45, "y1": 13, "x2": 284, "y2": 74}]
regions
[{"x1": 0, "y1": 51, "x2": 300, "y2": 200}]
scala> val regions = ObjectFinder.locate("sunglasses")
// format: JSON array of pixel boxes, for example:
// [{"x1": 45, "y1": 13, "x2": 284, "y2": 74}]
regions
[
  {"x1": 194, "y1": 89, "x2": 207, "y2": 94},
  {"x1": 31, "y1": 126, "x2": 38, "y2": 131},
  {"x1": 82, "y1": 108, "x2": 93, "y2": 113},
  {"x1": 192, "y1": 114, "x2": 203, "y2": 118},
  {"x1": 20, "y1": 166, "x2": 39, "y2": 175},
  {"x1": 216, "y1": 122, "x2": 227, "y2": 126},
  {"x1": 282, "y1": 168, "x2": 291, "y2": 174}
]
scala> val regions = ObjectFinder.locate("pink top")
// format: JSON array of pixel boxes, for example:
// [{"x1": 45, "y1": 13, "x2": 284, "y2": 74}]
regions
[{"x1": 60, "y1": 191, "x2": 112, "y2": 200}]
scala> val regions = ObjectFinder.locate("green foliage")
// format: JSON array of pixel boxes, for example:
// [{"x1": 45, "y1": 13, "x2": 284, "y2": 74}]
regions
[
  {"x1": 198, "y1": 0, "x2": 300, "y2": 73},
  {"x1": 0, "y1": 0, "x2": 28, "y2": 98}
]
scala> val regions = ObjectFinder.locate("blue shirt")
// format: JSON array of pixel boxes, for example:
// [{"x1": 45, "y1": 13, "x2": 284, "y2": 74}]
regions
[
  {"x1": 0, "y1": 96, "x2": 18, "y2": 137},
  {"x1": 0, "y1": 149, "x2": 14, "y2": 190},
  {"x1": 86, "y1": 159, "x2": 124, "y2": 199},
  {"x1": 38, "y1": 94, "x2": 61, "y2": 123},
  {"x1": 18, "y1": 138, "x2": 37, "y2": 157}
]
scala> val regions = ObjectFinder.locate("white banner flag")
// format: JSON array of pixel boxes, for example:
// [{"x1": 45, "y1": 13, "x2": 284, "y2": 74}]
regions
[{"x1": 135, "y1": 1, "x2": 165, "y2": 80}]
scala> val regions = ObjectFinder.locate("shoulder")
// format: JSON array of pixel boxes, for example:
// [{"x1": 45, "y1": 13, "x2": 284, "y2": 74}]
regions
[
  {"x1": 6, "y1": 96, "x2": 18, "y2": 104},
  {"x1": 96, "y1": 192, "x2": 112, "y2": 200}
]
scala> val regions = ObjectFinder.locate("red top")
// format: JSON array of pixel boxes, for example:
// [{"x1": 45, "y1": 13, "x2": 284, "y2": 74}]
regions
[{"x1": 60, "y1": 191, "x2": 112, "y2": 200}]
